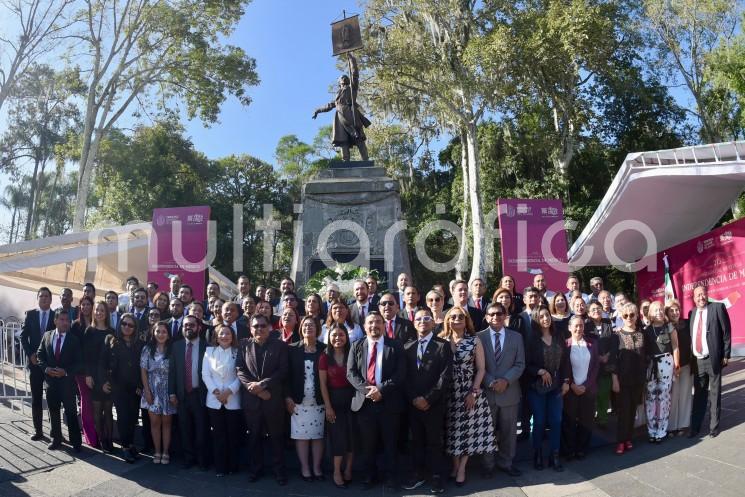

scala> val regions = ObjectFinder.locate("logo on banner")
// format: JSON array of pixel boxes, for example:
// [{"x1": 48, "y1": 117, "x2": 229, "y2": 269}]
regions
[
  {"x1": 156, "y1": 215, "x2": 166, "y2": 226},
  {"x1": 516, "y1": 203, "x2": 532, "y2": 216},
  {"x1": 697, "y1": 241, "x2": 704, "y2": 253}
]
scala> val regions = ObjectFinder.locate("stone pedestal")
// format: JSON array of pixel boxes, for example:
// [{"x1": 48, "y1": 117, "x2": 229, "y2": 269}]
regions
[{"x1": 291, "y1": 161, "x2": 410, "y2": 290}]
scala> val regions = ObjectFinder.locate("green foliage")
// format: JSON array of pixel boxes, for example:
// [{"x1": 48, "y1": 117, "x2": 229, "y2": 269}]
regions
[{"x1": 303, "y1": 265, "x2": 383, "y2": 300}]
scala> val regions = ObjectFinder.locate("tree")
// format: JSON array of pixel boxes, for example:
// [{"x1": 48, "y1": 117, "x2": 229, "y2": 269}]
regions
[
  {"x1": 0, "y1": 0, "x2": 74, "y2": 113},
  {"x1": 1, "y1": 182, "x2": 27, "y2": 243},
  {"x1": 70, "y1": 0, "x2": 260, "y2": 231},
  {"x1": 642, "y1": 0, "x2": 743, "y2": 143},
  {"x1": 363, "y1": 0, "x2": 507, "y2": 282},
  {"x1": 0, "y1": 64, "x2": 82, "y2": 239}
]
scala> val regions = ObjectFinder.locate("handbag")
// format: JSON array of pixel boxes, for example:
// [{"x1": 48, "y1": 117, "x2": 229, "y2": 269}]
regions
[{"x1": 532, "y1": 370, "x2": 559, "y2": 394}]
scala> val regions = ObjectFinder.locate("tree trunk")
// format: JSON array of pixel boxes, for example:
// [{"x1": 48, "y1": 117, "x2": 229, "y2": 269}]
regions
[
  {"x1": 9, "y1": 209, "x2": 17, "y2": 244},
  {"x1": 24, "y1": 156, "x2": 42, "y2": 240},
  {"x1": 455, "y1": 128, "x2": 469, "y2": 280},
  {"x1": 465, "y1": 121, "x2": 485, "y2": 283}
]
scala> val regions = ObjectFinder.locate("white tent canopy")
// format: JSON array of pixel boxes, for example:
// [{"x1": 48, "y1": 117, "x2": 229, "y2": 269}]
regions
[
  {"x1": 568, "y1": 141, "x2": 745, "y2": 267},
  {"x1": 0, "y1": 222, "x2": 236, "y2": 300}
]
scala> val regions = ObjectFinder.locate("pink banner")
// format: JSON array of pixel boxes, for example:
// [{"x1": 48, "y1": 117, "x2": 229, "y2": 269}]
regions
[
  {"x1": 497, "y1": 199, "x2": 569, "y2": 293},
  {"x1": 147, "y1": 206, "x2": 211, "y2": 300},
  {"x1": 636, "y1": 217, "x2": 745, "y2": 351}
]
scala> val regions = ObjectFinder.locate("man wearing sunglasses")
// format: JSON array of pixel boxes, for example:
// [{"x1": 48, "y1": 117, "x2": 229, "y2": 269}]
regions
[
  {"x1": 378, "y1": 293, "x2": 416, "y2": 344},
  {"x1": 477, "y1": 302, "x2": 525, "y2": 478}
]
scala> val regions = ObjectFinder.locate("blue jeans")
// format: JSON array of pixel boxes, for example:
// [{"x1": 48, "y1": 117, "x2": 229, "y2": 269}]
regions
[{"x1": 527, "y1": 387, "x2": 563, "y2": 452}]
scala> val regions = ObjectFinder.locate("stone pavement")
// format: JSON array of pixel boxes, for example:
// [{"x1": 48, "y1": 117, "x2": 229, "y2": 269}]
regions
[{"x1": 1, "y1": 358, "x2": 743, "y2": 497}]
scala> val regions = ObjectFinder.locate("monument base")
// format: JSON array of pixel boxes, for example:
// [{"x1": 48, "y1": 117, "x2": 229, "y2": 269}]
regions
[{"x1": 291, "y1": 162, "x2": 410, "y2": 290}]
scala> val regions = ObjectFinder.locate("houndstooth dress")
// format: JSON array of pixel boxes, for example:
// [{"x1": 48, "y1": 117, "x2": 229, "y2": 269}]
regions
[{"x1": 446, "y1": 335, "x2": 496, "y2": 456}]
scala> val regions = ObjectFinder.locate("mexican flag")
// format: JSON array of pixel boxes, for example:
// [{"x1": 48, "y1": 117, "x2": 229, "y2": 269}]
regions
[{"x1": 663, "y1": 254, "x2": 675, "y2": 301}]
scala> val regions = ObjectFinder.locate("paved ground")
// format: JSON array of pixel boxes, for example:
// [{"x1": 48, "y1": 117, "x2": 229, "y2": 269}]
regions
[{"x1": 1, "y1": 358, "x2": 744, "y2": 497}]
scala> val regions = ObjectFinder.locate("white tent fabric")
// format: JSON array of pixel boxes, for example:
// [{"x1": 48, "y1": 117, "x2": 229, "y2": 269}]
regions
[
  {"x1": 568, "y1": 141, "x2": 745, "y2": 267},
  {"x1": 0, "y1": 222, "x2": 236, "y2": 299}
]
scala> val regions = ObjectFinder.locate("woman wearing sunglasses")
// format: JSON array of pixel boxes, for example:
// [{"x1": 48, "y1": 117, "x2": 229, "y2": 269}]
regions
[
  {"x1": 608, "y1": 303, "x2": 648, "y2": 455},
  {"x1": 426, "y1": 290, "x2": 447, "y2": 333}
]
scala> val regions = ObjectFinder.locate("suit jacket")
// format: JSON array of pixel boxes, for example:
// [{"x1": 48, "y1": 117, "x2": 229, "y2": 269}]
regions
[
  {"x1": 560, "y1": 335, "x2": 601, "y2": 395},
  {"x1": 477, "y1": 327, "x2": 525, "y2": 406},
  {"x1": 285, "y1": 341, "x2": 326, "y2": 404},
  {"x1": 36, "y1": 329, "x2": 83, "y2": 391},
  {"x1": 236, "y1": 337, "x2": 288, "y2": 412},
  {"x1": 368, "y1": 293, "x2": 381, "y2": 308},
  {"x1": 20, "y1": 309, "x2": 56, "y2": 363},
  {"x1": 466, "y1": 305, "x2": 485, "y2": 330},
  {"x1": 347, "y1": 337, "x2": 406, "y2": 412},
  {"x1": 404, "y1": 335, "x2": 452, "y2": 408},
  {"x1": 384, "y1": 317, "x2": 416, "y2": 344},
  {"x1": 168, "y1": 338, "x2": 208, "y2": 403},
  {"x1": 129, "y1": 308, "x2": 150, "y2": 333},
  {"x1": 398, "y1": 306, "x2": 422, "y2": 322},
  {"x1": 688, "y1": 302, "x2": 731, "y2": 375},
  {"x1": 166, "y1": 317, "x2": 184, "y2": 341},
  {"x1": 349, "y1": 301, "x2": 374, "y2": 326}
]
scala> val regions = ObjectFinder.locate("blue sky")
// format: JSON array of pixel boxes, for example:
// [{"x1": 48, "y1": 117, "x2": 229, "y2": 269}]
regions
[{"x1": 182, "y1": 0, "x2": 380, "y2": 163}]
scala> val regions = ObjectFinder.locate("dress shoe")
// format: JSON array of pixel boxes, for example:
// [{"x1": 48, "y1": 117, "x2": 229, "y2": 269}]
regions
[
  {"x1": 709, "y1": 429, "x2": 720, "y2": 438},
  {"x1": 549, "y1": 452, "x2": 564, "y2": 472},
  {"x1": 123, "y1": 450, "x2": 135, "y2": 464},
  {"x1": 30, "y1": 432, "x2": 44, "y2": 441},
  {"x1": 430, "y1": 476, "x2": 445, "y2": 494},
  {"x1": 72, "y1": 445, "x2": 82, "y2": 454},
  {"x1": 687, "y1": 430, "x2": 699, "y2": 439},
  {"x1": 499, "y1": 465, "x2": 521, "y2": 477},
  {"x1": 300, "y1": 473, "x2": 313, "y2": 482},
  {"x1": 533, "y1": 449, "x2": 544, "y2": 470},
  {"x1": 47, "y1": 440, "x2": 62, "y2": 450},
  {"x1": 402, "y1": 477, "x2": 426, "y2": 490},
  {"x1": 454, "y1": 477, "x2": 466, "y2": 488}
]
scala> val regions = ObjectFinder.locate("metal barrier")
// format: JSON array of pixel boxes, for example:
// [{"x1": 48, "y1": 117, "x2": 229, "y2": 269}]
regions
[{"x1": 1, "y1": 317, "x2": 30, "y2": 413}]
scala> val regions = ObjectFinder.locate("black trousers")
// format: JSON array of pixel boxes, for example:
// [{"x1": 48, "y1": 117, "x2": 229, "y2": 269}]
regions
[
  {"x1": 245, "y1": 403, "x2": 285, "y2": 477},
  {"x1": 29, "y1": 365, "x2": 44, "y2": 434},
  {"x1": 208, "y1": 406, "x2": 242, "y2": 474},
  {"x1": 113, "y1": 387, "x2": 140, "y2": 447},
  {"x1": 616, "y1": 383, "x2": 643, "y2": 443},
  {"x1": 327, "y1": 387, "x2": 355, "y2": 457},
  {"x1": 47, "y1": 380, "x2": 82, "y2": 447},
  {"x1": 409, "y1": 405, "x2": 445, "y2": 477},
  {"x1": 561, "y1": 391, "x2": 596, "y2": 455},
  {"x1": 177, "y1": 390, "x2": 208, "y2": 466},
  {"x1": 691, "y1": 357, "x2": 722, "y2": 433},
  {"x1": 357, "y1": 400, "x2": 400, "y2": 480}
]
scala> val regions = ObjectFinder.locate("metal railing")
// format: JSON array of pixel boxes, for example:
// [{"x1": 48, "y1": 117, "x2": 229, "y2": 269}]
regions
[{"x1": 1, "y1": 317, "x2": 30, "y2": 413}]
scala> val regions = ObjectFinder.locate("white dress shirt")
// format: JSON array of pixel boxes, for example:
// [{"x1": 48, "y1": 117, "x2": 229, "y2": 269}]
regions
[
  {"x1": 570, "y1": 338, "x2": 591, "y2": 386},
  {"x1": 691, "y1": 307, "x2": 710, "y2": 358},
  {"x1": 201, "y1": 346, "x2": 241, "y2": 410},
  {"x1": 366, "y1": 337, "x2": 384, "y2": 385}
]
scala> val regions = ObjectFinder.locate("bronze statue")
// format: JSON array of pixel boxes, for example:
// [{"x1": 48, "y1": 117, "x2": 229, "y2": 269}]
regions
[{"x1": 312, "y1": 54, "x2": 371, "y2": 161}]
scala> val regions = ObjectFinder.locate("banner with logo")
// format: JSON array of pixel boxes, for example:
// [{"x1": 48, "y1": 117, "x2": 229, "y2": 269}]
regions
[
  {"x1": 497, "y1": 199, "x2": 569, "y2": 293},
  {"x1": 636, "y1": 217, "x2": 745, "y2": 353},
  {"x1": 148, "y1": 206, "x2": 211, "y2": 300}
]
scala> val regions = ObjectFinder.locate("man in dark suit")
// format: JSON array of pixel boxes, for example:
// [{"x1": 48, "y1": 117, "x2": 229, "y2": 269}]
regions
[
  {"x1": 168, "y1": 315, "x2": 208, "y2": 470},
  {"x1": 167, "y1": 298, "x2": 185, "y2": 341},
  {"x1": 105, "y1": 291, "x2": 121, "y2": 330},
  {"x1": 452, "y1": 280, "x2": 484, "y2": 328},
  {"x1": 35, "y1": 311, "x2": 82, "y2": 451},
  {"x1": 402, "y1": 308, "x2": 452, "y2": 494},
  {"x1": 467, "y1": 277, "x2": 489, "y2": 313},
  {"x1": 347, "y1": 311, "x2": 406, "y2": 490},
  {"x1": 398, "y1": 286, "x2": 422, "y2": 322},
  {"x1": 349, "y1": 280, "x2": 373, "y2": 326},
  {"x1": 689, "y1": 284, "x2": 731, "y2": 438},
  {"x1": 478, "y1": 302, "x2": 525, "y2": 477},
  {"x1": 236, "y1": 314, "x2": 289, "y2": 485},
  {"x1": 222, "y1": 301, "x2": 250, "y2": 340},
  {"x1": 390, "y1": 272, "x2": 412, "y2": 310},
  {"x1": 128, "y1": 287, "x2": 151, "y2": 331},
  {"x1": 54, "y1": 287, "x2": 78, "y2": 322},
  {"x1": 20, "y1": 287, "x2": 56, "y2": 440},
  {"x1": 378, "y1": 292, "x2": 416, "y2": 344},
  {"x1": 365, "y1": 275, "x2": 381, "y2": 307}
]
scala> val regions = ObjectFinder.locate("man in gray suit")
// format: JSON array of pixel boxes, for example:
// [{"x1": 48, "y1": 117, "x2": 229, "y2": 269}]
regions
[{"x1": 477, "y1": 302, "x2": 525, "y2": 477}]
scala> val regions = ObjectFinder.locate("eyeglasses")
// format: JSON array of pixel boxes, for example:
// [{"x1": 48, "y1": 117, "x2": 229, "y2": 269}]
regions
[
  {"x1": 486, "y1": 311, "x2": 505, "y2": 317},
  {"x1": 449, "y1": 314, "x2": 465, "y2": 320},
  {"x1": 414, "y1": 316, "x2": 433, "y2": 322},
  {"x1": 121, "y1": 321, "x2": 135, "y2": 328},
  {"x1": 379, "y1": 301, "x2": 396, "y2": 307},
  {"x1": 622, "y1": 313, "x2": 637, "y2": 319}
]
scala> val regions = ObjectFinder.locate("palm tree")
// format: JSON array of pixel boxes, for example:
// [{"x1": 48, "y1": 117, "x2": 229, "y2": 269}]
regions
[{"x1": 1, "y1": 183, "x2": 28, "y2": 243}]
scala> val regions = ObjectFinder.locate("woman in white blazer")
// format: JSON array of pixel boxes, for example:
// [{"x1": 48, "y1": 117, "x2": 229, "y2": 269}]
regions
[{"x1": 201, "y1": 324, "x2": 241, "y2": 476}]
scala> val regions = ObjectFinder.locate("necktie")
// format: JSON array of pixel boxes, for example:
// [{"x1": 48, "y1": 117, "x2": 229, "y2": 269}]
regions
[
  {"x1": 417, "y1": 339, "x2": 427, "y2": 369},
  {"x1": 136, "y1": 311, "x2": 142, "y2": 321},
  {"x1": 185, "y1": 342, "x2": 193, "y2": 393},
  {"x1": 476, "y1": 299, "x2": 481, "y2": 310},
  {"x1": 494, "y1": 331, "x2": 502, "y2": 363},
  {"x1": 409, "y1": 310, "x2": 415, "y2": 321},
  {"x1": 695, "y1": 309, "x2": 704, "y2": 355},
  {"x1": 54, "y1": 334, "x2": 62, "y2": 361},
  {"x1": 359, "y1": 305, "x2": 365, "y2": 324},
  {"x1": 386, "y1": 320, "x2": 394, "y2": 339},
  {"x1": 40, "y1": 311, "x2": 47, "y2": 332},
  {"x1": 172, "y1": 320, "x2": 179, "y2": 337},
  {"x1": 367, "y1": 342, "x2": 377, "y2": 385}
]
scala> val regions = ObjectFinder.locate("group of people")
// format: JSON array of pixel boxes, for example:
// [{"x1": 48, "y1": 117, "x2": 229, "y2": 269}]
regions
[{"x1": 19, "y1": 271, "x2": 732, "y2": 493}]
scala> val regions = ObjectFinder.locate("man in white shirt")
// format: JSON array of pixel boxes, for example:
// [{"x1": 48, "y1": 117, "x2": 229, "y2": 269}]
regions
[
  {"x1": 533, "y1": 274, "x2": 555, "y2": 303},
  {"x1": 564, "y1": 274, "x2": 590, "y2": 305}
]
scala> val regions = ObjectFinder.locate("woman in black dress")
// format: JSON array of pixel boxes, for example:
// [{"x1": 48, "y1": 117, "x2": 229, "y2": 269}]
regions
[
  {"x1": 85, "y1": 300, "x2": 115, "y2": 452},
  {"x1": 100, "y1": 312, "x2": 143, "y2": 462}
]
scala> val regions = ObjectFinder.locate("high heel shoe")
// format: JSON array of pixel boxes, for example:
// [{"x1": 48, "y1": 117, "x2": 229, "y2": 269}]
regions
[
  {"x1": 533, "y1": 449, "x2": 544, "y2": 470},
  {"x1": 153, "y1": 453, "x2": 162, "y2": 464}
]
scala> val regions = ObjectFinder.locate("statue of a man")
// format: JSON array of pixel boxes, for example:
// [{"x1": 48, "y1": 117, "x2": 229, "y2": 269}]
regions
[{"x1": 313, "y1": 54, "x2": 371, "y2": 161}]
